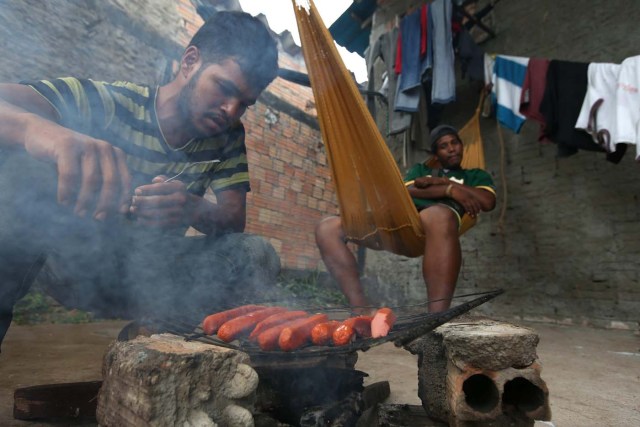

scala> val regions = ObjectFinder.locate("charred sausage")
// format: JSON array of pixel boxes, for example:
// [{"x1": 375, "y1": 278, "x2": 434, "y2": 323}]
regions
[
  {"x1": 201, "y1": 305, "x2": 264, "y2": 335},
  {"x1": 310, "y1": 320, "x2": 342, "y2": 346},
  {"x1": 343, "y1": 315, "x2": 373, "y2": 338},
  {"x1": 217, "y1": 307, "x2": 286, "y2": 342},
  {"x1": 278, "y1": 313, "x2": 329, "y2": 351},
  {"x1": 331, "y1": 315, "x2": 374, "y2": 346},
  {"x1": 371, "y1": 307, "x2": 397, "y2": 338},
  {"x1": 332, "y1": 324, "x2": 356, "y2": 346},
  {"x1": 248, "y1": 310, "x2": 308, "y2": 341}
]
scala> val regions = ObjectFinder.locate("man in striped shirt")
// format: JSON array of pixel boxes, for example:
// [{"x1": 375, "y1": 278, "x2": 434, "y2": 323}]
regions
[{"x1": 0, "y1": 12, "x2": 280, "y2": 349}]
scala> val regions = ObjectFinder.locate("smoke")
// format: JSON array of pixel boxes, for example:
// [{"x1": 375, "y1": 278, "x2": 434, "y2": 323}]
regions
[{"x1": 0, "y1": 0, "x2": 284, "y2": 335}]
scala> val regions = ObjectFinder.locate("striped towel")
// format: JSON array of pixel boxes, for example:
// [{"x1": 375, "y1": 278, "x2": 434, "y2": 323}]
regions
[{"x1": 492, "y1": 55, "x2": 530, "y2": 133}]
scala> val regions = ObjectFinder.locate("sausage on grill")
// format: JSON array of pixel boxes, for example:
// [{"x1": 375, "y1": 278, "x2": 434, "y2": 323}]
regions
[
  {"x1": 310, "y1": 320, "x2": 342, "y2": 346},
  {"x1": 257, "y1": 313, "x2": 328, "y2": 351},
  {"x1": 332, "y1": 315, "x2": 374, "y2": 346},
  {"x1": 343, "y1": 315, "x2": 373, "y2": 338},
  {"x1": 371, "y1": 307, "x2": 397, "y2": 338},
  {"x1": 278, "y1": 313, "x2": 330, "y2": 351},
  {"x1": 248, "y1": 310, "x2": 308, "y2": 341},
  {"x1": 217, "y1": 307, "x2": 287, "y2": 342},
  {"x1": 201, "y1": 305, "x2": 264, "y2": 335},
  {"x1": 332, "y1": 324, "x2": 356, "y2": 346}
]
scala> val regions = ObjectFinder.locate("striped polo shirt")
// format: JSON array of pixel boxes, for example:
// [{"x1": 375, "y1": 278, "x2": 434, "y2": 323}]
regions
[{"x1": 22, "y1": 77, "x2": 250, "y2": 196}]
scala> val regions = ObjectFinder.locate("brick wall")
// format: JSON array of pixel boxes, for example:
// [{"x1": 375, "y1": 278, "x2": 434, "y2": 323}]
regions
[
  {"x1": 243, "y1": 97, "x2": 336, "y2": 270},
  {"x1": 363, "y1": 0, "x2": 640, "y2": 328}
]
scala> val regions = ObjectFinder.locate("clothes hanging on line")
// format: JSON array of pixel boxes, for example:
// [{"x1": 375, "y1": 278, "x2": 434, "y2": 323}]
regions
[
  {"x1": 615, "y1": 55, "x2": 640, "y2": 159},
  {"x1": 519, "y1": 57, "x2": 551, "y2": 143},
  {"x1": 573, "y1": 55, "x2": 640, "y2": 160},
  {"x1": 430, "y1": 0, "x2": 456, "y2": 103},
  {"x1": 366, "y1": 28, "x2": 412, "y2": 135},
  {"x1": 364, "y1": 0, "x2": 488, "y2": 137},
  {"x1": 483, "y1": 54, "x2": 495, "y2": 86},
  {"x1": 574, "y1": 62, "x2": 621, "y2": 151},
  {"x1": 395, "y1": 6, "x2": 430, "y2": 113},
  {"x1": 487, "y1": 54, "x2": 626, "y2": 163},
  {"x1": 491, "y1": 55, "x2": 530, "y2": 133},
  {"x1": 457, "y1": 27, "x2": 485, "y2": 82},
  {"x1": 393, "y1": 0, "x2": 457, "y2": 112},
  {"x1": 538, "y1": 60, "x2": 602, "y2": 157}
]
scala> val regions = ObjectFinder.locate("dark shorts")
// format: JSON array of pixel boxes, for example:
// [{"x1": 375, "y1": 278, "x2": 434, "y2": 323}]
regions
[{"x1": 416, "y1": 199, "x2": 464, "y2": 229}]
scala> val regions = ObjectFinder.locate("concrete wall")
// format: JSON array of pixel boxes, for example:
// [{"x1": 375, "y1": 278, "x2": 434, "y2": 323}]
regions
[
  {"x1": 363, "y1": 0, "x2": 640, "y2": 329},
  {"x1": 0, "y1": 0, "x2": 336, "y2": 271},
  {"x1": 0, "y1": 0, "x2": 185, "y2": 84}
]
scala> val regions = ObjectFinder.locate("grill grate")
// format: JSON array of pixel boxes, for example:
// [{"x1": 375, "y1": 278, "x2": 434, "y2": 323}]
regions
[{"x1": 140, "y1": 289, "x2": 504, "y2": 359}]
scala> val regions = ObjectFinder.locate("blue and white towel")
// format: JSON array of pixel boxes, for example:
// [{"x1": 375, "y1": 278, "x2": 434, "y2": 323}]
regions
[{"x1": 492, "y1": 55, "x2": 530, "y2": 133}]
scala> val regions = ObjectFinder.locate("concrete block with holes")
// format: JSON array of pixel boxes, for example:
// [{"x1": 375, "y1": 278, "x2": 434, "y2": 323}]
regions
[{"x1": 406, "y1": 317, "x2": 552, "y2": 426}]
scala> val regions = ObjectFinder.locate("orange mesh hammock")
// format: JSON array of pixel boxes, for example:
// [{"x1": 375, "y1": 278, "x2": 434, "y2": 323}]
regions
[{"x1": 292, "y1": 0, "x2": 486, "y2": 258}]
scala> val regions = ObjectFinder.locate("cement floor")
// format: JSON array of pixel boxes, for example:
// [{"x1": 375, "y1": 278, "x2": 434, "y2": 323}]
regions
[{"x1": 0, "y1": 320, "x2": 638, "y2": 426}]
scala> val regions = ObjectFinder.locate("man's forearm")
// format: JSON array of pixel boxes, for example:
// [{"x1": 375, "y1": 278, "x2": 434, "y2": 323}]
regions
[
  {"x1": 408, "y1": 183, "x2": 449, "y2": 200},
  {"x1": 0, "y1": 100, "x2": 37, "y2": 149},
  {"x1": 408, "y1": 182, "x2": 496, "y2": 212},
  {"x1": 0, "y1": 83, "x2": 61, "y2": 150},
  {"x1": 187, "y1": 194, "x2": 246, "y2": 235}
]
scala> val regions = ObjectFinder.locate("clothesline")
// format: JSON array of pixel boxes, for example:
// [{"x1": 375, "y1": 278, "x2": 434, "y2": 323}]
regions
[
  {"x1": 491, "y1": 54, "x2": 639, "y2": 163},
  {"x1": 367, "y1": 0, "x2": 639, "y2": 164}
]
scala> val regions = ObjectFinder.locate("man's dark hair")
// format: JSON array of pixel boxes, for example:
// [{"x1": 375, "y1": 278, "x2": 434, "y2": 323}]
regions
[{"x1": 188, "y1": 11, "x2": 279, "y2": 92}]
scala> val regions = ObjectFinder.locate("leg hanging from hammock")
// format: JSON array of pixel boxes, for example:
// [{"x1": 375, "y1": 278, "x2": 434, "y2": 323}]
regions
[
  {"x1": 316, "y1": 205, "x2": 463, "y2": 314},
  {"x1": 315, "y1": 216, "x2": 370, "y2": 312},
  {"x1": 419, "y1": 205, "x2": 462, "y2": 313}
]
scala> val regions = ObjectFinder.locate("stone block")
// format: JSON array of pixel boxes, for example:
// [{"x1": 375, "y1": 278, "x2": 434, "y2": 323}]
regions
[
  {"x1": 407, "y1": 317, "x2": 551, "y2": 426},
  {"x1": 97, "y1": 333, "x2": 258, "y2": 427}
]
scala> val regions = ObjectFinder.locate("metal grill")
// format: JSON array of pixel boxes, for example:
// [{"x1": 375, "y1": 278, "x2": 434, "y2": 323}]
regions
[{"x1": 138, "y1": 289, "x2": 504, "y2": 360}]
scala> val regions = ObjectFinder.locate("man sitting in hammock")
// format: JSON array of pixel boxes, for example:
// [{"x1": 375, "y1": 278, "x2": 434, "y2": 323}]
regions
[{"x1": 315, "y1": 125, "x2": 496, "y2": 313}]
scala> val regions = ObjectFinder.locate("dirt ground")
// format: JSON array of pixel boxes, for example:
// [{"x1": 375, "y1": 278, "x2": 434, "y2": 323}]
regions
[{"x1": 0, "y1": 320, "x2": 638, "y2": 426}]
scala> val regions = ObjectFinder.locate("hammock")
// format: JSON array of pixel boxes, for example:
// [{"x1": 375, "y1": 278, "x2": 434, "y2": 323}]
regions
[{"x1": 292, "y1": 0, "x2": 486, "y2": 258}]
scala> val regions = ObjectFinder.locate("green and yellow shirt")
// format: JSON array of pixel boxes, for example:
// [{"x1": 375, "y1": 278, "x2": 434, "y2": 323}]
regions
[
  {"x1": 404, "y1": 163, "x2": 496, "y2": 219},
  {"x1": 23, "y1": 77, "x2": 250, "y2": 196}
]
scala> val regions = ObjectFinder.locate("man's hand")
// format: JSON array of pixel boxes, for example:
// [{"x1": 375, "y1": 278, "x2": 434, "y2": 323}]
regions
[
  {"x1": 130, "y1": 176, "x2": 194, "y2": 229},
  {"x1": 23, "y1": 119, "x2": 132, "y2": 221},
  {"x1": 449, "y1": 185, "x2": 482, "y2": 218},
  {"x1": 449, "y1": 184, "x2": 496, "y2": 218}
]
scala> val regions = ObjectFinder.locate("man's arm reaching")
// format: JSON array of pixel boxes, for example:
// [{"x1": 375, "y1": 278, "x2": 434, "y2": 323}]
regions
[{"x1": 0, "y1": 83, "x2": 132, "y2": 220}]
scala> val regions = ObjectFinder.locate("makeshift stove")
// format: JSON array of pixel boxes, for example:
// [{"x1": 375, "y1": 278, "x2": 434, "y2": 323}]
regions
[
  {"x1": 11, "y1": 290, "x2": 510, "y2": 426},
  {"x1": 94, "y1": 290, "x2": 503, "y2": 426}
]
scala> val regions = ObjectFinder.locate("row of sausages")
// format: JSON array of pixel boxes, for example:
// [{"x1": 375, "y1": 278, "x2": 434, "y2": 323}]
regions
[{"x1": 200, "y1": 305, "x2": 397, "y2": 352}]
